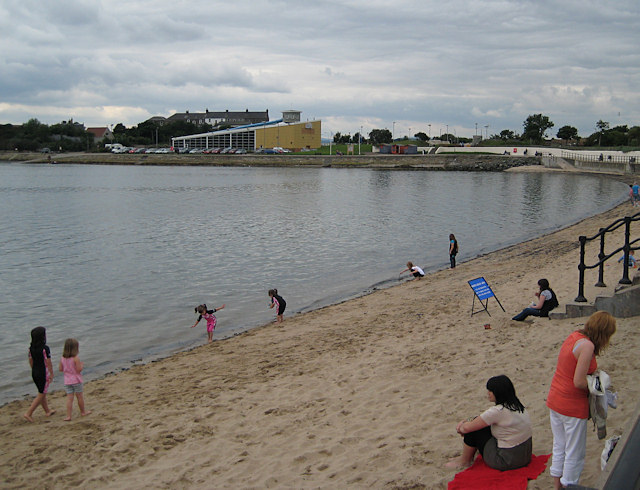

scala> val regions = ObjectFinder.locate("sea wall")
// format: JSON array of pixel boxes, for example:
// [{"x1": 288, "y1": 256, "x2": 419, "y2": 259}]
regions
[{"x1": 3, "y1": 151, "x2": 542, "y2": 171}]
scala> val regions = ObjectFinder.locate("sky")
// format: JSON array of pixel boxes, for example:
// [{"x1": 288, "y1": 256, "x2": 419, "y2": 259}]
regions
[{"x1": 1, "y1": 0, "x2": 639, "y2": 140}]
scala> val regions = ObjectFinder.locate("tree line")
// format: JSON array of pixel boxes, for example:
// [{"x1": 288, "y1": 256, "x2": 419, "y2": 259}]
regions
[
  {"x1": 1, "y1": 114, "x2": 638, "y2": 152},
  {"x1": 0, "y1": 118, "x2": 211, "y2": 152},
  {"x1": 339, "y1": 115, "x2": 639, "y2": 147}
]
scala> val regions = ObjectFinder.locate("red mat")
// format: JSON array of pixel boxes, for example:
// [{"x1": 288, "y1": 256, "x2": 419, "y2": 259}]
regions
[{"x1": 448, "y1": 454, "x2": 551, "y2": 490}]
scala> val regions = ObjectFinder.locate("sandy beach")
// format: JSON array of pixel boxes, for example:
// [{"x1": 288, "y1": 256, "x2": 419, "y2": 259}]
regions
[{"x1": 1, "y1": 178, "x2": 638, "y2": 489}]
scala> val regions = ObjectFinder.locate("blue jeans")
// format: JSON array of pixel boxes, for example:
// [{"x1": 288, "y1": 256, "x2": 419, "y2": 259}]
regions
[{"x1": 512, "y1": 307, "x2": 543, "y2": 321}]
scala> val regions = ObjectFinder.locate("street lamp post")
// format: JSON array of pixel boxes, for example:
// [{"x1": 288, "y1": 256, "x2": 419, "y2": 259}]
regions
[
  {"x1": 428, "y1": 124, "x2": 431, "y2": 138},
  {"x1": 392, "y1": 121, "x2": 396, "y2": 141},
  {"x1": 446, "y1": 124, "x2": 449, "y2": 143},
  {"x1": 359, "y1": 125, "x2": 362, "y2": 155}
]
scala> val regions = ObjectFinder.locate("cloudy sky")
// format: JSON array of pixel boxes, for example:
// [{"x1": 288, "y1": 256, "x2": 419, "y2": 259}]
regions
[{"x1": 1, "y1": 0, "x2": 638, "y2": 139}]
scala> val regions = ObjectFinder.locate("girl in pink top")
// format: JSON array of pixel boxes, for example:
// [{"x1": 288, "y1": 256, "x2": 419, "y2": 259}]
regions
[
  {"x1": 192, "y1": 303, "x2": 226, "y2": 343},
  {"x1": 59, "y1": 338, "x2": 91, "y2": 421}
]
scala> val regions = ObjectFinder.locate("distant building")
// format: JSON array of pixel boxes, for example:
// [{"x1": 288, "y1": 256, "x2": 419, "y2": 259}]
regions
[
  {"x1": 378, "y1": 144, "x2": 417, "y2": 154},
  {"x1": 153, "y1": 109, "x2": 269, "y2": 128},
  {"x1": 172, "y1": 111, "x2": 320, "y2": 152},
  {"x1": 145, "y1": 116, "x2": 169, "y2": 126},
  {"x1": 86, "y1": 127, "x2": 114, "y2": 141}
]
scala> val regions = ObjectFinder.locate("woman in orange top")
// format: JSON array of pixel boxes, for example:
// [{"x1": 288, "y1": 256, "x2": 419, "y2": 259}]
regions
[{"x1": 546, "y1": 311, "x2": 616, "y2": 489}]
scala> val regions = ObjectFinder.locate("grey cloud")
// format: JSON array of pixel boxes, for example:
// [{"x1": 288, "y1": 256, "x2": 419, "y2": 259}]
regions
[{"x1": 0, "y1": 0, "x2": 638, "y2": 135}]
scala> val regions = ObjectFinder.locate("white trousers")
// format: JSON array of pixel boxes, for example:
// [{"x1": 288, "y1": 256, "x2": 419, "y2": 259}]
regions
[{"x1": 549, "y1": 409, "x2": 587, "y2": 486}]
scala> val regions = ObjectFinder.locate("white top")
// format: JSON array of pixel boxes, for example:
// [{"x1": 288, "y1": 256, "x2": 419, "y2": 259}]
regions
[
  {"x1": 412, "y1": 266, "x2": 424, "y2": 276},
  {"x1": 480, "y1": 405, "x2": 532, "y2": 448},
  {"x1": 531, "y1": 289, "x2": 552, "y2": 307}
]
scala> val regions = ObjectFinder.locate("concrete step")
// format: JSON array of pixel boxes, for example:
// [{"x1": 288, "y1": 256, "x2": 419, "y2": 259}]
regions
[{"x1": 551, "y1": 270, "x2": 640, "y2": 319}]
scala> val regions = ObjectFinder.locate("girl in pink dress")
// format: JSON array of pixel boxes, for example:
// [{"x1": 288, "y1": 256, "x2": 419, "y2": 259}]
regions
[
  {"x1": 59, "y1": 338, "x2": 91, "y2": 421},
  {"x1": 192, "y1": 303, "x2": 226, "y2": 343}
]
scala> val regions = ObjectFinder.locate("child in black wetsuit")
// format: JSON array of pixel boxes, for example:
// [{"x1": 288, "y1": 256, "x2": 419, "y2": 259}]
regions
[
  {"x1": 268, "y1": 289, "x2": 286, "y2": 323},
  {"x1": 23, "y1": 326, "x2": 56, "y2": 422}
]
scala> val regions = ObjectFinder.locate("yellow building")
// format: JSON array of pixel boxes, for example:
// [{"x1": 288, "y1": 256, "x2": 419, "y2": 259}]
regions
[
  {"x1": 254, "y1": 120, "x2": 321, "y2": 151},
  {"x1": 171, "y1": 111, "x2": 321, "y2": 152}
]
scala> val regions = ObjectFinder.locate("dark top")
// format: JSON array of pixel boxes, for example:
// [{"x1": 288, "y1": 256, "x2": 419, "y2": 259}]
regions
[
  {"x1": 540, "y1": 288, "x2": 559, "y2": 316},
  {"x1": 29, "y1": 344, "x2": 51, "y2": 375}
]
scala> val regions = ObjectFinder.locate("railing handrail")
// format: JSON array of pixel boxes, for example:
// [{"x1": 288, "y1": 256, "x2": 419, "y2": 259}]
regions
[
  {"x1": 575, "y1": 210, "x2": 640, "y2": 302},
  {"x1": 561, "y1": 150, "x2": 639, "y2": 164}
]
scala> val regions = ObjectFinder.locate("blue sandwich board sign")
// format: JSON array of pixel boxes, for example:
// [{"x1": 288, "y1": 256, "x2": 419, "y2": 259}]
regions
[{"x1": 468, "y1": 277, "x2": 505, "y2": 317}]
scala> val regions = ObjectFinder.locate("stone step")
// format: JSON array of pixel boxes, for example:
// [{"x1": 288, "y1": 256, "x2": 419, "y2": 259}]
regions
[{"x1": 551, "y1": 271, "x2": 640, "y2": 319}]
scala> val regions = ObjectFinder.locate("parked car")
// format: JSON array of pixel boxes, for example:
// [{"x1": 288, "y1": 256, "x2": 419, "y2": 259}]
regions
[{"x1": 235, "y1": 148, "x2": 247, "y2": 154}]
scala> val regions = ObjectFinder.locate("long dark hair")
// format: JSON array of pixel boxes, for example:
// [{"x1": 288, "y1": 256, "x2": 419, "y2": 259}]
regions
[
  {"x1": 29, "y1": 326, "x2": 47, "y2": 357},
  {"x1": 538, "y1": 278, "x2": 550, "y2": 291},
  {"x1": 30, "y1": 326, "x2": 46, "y2": 348},
  {"x1": 486, "y1": 375, "x2": 525, "y2": 413}
]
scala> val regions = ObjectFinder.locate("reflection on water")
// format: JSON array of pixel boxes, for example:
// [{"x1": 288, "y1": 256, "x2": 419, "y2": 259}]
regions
[{"x1": 0, "y1": 163, "x2": 626, "y2": 404}]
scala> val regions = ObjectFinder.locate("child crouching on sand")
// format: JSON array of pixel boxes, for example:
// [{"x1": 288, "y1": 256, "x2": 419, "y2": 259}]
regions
[
  {"x1": 59, "y1": 338, "x2": 91, "y2": 421},
  {"x1": 400, "y1": 261, "x2": 425, "y2": 280}
]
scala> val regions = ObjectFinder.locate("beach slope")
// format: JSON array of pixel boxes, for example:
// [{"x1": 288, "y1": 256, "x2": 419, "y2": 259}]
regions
[{"x1": 1, "y1": 203, "x2": 638, "y2": 489}]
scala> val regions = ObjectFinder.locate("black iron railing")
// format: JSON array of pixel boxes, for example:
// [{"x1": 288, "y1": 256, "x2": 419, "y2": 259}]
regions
[
  {"x1": 575, "y1": 210, "x2": 640, "y2": 302},
  {"x1": 561, "y1": 150, "x2": 638, "y2": 165}
]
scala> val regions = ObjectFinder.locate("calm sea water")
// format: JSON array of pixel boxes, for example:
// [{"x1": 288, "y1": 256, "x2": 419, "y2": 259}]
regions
[{"x1": 0, "y1": 163, "x2": 626, "y2": 405}]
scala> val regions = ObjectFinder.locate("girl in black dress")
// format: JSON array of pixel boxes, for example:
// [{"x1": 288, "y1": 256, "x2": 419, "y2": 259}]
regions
[
  {"x1": 23, "y1": 326, "x2": 55, "y2": 422},
  {"x1": 268, "y1": 289, "x2": 287, "y2": 323}
]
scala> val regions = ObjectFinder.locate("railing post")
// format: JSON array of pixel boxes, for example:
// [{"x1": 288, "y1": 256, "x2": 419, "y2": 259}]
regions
[
  {"x1": 619, "y1": 217, "x2": 632, "y2": 285},
  {"x1": 595, "y1": 228, "x2": 607, "y2": 287},
  {"x1": 575, "y1": 235, "x2": 588, "y2": 302}
]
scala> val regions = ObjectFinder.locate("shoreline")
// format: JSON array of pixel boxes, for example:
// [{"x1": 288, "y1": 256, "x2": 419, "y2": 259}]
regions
[
  {"x1": 1, "y1": 176, "x2": 639, "y2": 488},
  {"x1": 0, "y1": 169, "x2": 625, "y2": 409}
]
